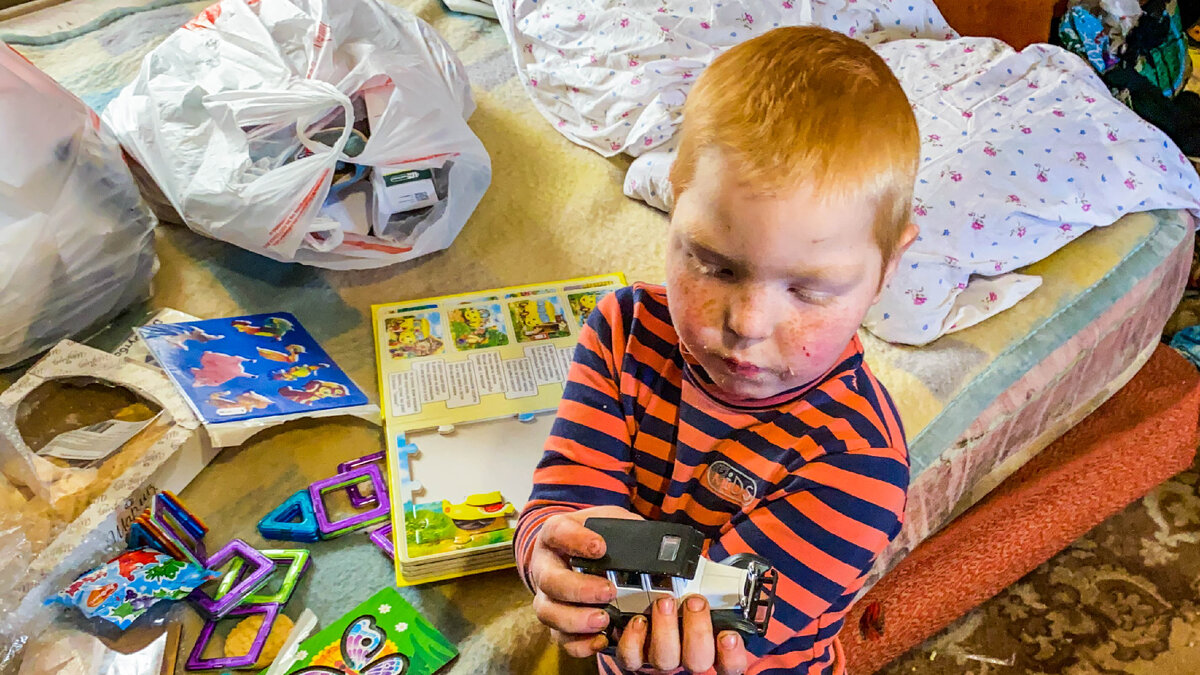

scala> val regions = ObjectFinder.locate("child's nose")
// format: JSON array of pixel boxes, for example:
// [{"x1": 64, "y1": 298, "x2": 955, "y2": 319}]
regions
[{"x1": 724, "y1": 288, "x2": 773, "y2": 341}]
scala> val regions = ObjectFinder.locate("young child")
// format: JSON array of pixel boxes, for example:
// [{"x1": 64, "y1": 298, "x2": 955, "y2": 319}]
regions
[{"x1": 514, "y1": 25, "x2": 920, "y2": 675}]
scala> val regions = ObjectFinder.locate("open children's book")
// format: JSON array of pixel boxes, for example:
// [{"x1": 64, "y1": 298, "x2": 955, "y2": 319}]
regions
[{"x1": 371, "y1": 274, "x2": 625, "y2": 584}]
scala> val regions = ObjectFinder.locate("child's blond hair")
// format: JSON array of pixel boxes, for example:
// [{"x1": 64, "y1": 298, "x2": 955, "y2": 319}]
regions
[{"x1": 670, "y1": 26, "x2": 919, "y2": 261}]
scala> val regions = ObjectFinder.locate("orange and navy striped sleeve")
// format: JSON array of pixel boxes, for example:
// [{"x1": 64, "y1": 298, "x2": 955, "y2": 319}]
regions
[
  {"x1": 512, "y1": 284, "x2": 637, "y2": 584},
  {"x1": 514, "y1": 283, "x2": 910, "y2": 675}
]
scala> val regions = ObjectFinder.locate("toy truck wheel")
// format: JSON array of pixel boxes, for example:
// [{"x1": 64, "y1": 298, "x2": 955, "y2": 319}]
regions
[
  {"x1": 598, "y1": 605, "x2": 627, "y2": 654},
  {"x1": 718, "y1": 552, "x2": 777, "y2": 637}
]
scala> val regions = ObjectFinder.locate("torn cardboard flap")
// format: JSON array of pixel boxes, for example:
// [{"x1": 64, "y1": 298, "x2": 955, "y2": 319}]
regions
[
  {"x1": 202, "y1": 402, "x2": 381, "y2": 448},
  {"x1": 0, "y1": 341, "x2": 218, "y2": 610},
  {"x1": 0, "y1": 341, "x2": 201, "y2": 510},
  {"x1": 3, "y1": 340, "x2": 198, "y2": 425}
]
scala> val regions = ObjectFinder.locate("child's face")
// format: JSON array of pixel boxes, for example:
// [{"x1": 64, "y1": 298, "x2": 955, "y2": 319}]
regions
[{"x1": 666, "y1": 149, "x2": 910, "y2": 401}]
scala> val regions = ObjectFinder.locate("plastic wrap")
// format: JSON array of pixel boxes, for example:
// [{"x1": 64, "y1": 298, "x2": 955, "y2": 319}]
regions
[
  {"x1": 0, "y1": 44, "x2": 157, "y2": 368},
  {"x1": 0, "y1": 377, "x2": 166, "y2": 519},
  {"x1": 10, "y1": 619, "x2": 177, "y2": 675}
]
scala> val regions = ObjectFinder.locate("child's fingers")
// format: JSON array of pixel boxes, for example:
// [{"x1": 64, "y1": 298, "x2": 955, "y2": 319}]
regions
[
  {"x1": 532, "y1": 558, "x2": 615, "y2": 605},
  {"x1": 527, "y1": 534, "x2": 614, "y2": 605},
  {"x1": 647, "y1": 597, "x2": 682, "y2": 672},
  {"x1": 615, "y1": 615, "x2": 648, "y2": 671},
  {"x1": 534, "y1": 590, "x2": 612, "y2": 634},
  {"x1": 714, "y1": 631, "x2": 750, "y2": 675},
  {"x1": 540, "y1": 514, "x2": 607, "y2": 559},
  {"x1": 680, "y1": 595, "x2": 716, "y2": 673},
  {"x1": 552, "y1": 629, "x2": 609, "y2": 659}
]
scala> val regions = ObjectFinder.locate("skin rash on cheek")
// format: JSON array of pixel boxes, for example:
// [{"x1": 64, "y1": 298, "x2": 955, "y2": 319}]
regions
[
  {"x1": 783, "y1": 320, "x2": 824, "y2": 371},
  {"x1": 663, "y1": 148, "x2": 912, "y2": 397}
]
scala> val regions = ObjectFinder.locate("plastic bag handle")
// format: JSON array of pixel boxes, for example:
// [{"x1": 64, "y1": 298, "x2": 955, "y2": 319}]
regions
[
  {"x1": 293, "y1": 81, "x2": 355, "y2": 161},
  {"x1": 203, "y1": 79, "x2": 355, "y2": 160}
]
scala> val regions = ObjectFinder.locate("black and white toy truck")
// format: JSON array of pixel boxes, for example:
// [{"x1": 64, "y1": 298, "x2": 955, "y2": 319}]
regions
[{"x1": 570, "y1": 518, "x2": 778, "y2": 645}]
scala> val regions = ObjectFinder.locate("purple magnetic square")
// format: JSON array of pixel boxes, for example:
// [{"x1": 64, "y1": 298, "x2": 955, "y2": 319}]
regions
[
  {"x1": 188, "y1": 539, "x2": 276, "y2": 619},
  {"x1": 185, "y1": 603, "x2": 280, "y2": 670},
  {"x1": 309, "y1": 464, "x2": 391, "y2": 537},
  {"x1": 337, "y1": 451, "x2": 387, "y2": 508},
  {"x1": 369, "y1": 523, "x2": 394, "y2": 558}
]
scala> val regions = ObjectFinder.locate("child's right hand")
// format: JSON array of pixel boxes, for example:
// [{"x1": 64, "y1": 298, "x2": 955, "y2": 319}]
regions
[{"x1": 528, "y1": 505, "x2": 643, "y2": 658}]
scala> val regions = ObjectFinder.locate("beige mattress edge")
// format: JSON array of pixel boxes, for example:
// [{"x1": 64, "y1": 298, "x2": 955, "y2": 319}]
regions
[
  {"x1": 948, "y1": 334, "x2": 1159, "y2": 521},
  {"x1": 863, "y1": 212, "x2": 1194, "y2": 590}
]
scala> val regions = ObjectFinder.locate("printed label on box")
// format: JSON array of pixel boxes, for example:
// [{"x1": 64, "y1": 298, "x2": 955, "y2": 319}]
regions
[
  {"x1": 37, "y1": 414, "x2": 161, "y2": 462},
  {"x1": 380, "y1": 168, "x2": 438, "y2": 213}
]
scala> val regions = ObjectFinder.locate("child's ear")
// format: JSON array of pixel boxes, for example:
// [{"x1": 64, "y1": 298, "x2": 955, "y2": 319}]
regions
[{"x1": 875, "y1": 222, "x2": 920, "y2": 303}]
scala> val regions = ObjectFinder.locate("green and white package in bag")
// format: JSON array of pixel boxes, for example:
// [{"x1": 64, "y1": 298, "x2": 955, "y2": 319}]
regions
[{"x1": 104, "y1": 0, "x2": 491, "y2": 270}]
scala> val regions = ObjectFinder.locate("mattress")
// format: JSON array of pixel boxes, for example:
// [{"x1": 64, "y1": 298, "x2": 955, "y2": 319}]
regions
[{"x1": 862, "y1": 208, "x2": 1194, "y2": 586}]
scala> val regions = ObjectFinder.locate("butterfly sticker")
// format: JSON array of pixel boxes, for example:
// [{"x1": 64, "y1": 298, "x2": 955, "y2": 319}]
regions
[{"x1": 295, "y1": 616, "x2": 410, "y2": 675}]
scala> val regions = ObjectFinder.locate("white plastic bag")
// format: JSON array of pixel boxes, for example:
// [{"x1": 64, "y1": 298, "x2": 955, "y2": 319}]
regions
[
  {"x1": 0, "y1": 45, "x2": 158, "y2": 369},
  {"x1": 104, "y1": 0, "x2": 492, "y2": 270}
]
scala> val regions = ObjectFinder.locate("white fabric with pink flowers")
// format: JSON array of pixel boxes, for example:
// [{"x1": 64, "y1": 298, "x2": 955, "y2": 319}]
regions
[
  {"x1": 865, "y1": 38, "x2": 1200, "y2": 343},
  {"x1": 496, "y1": 0, "x2": 1200, "y2": 344},
  {"x1": 495, "y1": 0, "x2": 955, "y2": 156}
]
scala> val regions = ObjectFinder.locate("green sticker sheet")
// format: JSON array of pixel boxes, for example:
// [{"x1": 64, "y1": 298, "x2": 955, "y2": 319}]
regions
[{"x1": 273, "y1": 586, "x2": 458, "y2": 675}]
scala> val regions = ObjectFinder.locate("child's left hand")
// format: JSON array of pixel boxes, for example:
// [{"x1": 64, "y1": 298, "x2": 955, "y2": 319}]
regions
[{"x1": 614, "y1": 594, "x2": 752, "y2": 675}]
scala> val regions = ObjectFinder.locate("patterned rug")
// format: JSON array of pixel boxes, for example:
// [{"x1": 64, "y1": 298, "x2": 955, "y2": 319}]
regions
[{"x1": 880, "y1": 436, "x2": 1200, "y2": 674}]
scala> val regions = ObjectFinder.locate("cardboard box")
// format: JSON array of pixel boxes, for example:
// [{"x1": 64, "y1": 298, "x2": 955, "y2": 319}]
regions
[{"x1": 0, "y1": 340, "x2": 216, "y2": 615}]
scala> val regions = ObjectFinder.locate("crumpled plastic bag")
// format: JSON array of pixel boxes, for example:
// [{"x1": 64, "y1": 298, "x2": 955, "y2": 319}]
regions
[
  {"x1": 0, "y1": 44, "x2": 158, "y2": 368},
  {"x1": 104, "y1": 0, "x2": 491, "y2": 269}
]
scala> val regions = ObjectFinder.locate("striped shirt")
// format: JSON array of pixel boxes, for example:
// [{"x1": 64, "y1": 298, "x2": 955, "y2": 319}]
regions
[{"x1": 515, "y1": 283, "x2": 909, "y2": 675}]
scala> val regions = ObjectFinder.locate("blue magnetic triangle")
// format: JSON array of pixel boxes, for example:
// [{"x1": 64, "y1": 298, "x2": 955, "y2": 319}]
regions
[
  {"x1": 126, "y1": 522, "x2": 167, "y2": 552},
  {"x1": 156, "y1": 492, "x2": 207, "y2": 539},
  {"x1": 257, "y1": 490, "x2": 321, "y2": 542}
]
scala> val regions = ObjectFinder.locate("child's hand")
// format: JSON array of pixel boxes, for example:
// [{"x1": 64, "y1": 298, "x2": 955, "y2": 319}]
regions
[
  {"x1": 615, "y1": 595, "x2": 752, "y2": 675},
  {"x1": 528, "y1": 505, "x2": 642, "y2": 658}
]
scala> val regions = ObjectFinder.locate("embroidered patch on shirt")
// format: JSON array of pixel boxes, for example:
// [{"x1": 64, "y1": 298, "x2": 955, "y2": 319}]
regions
[{"x1": 704, "y1": 460, "x2": 758, "y2": 507}]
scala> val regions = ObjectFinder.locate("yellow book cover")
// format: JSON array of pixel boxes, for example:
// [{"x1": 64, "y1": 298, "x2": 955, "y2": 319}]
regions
[{"x1": 371, "y1": 273, "x2": 625, "y2": 432}]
